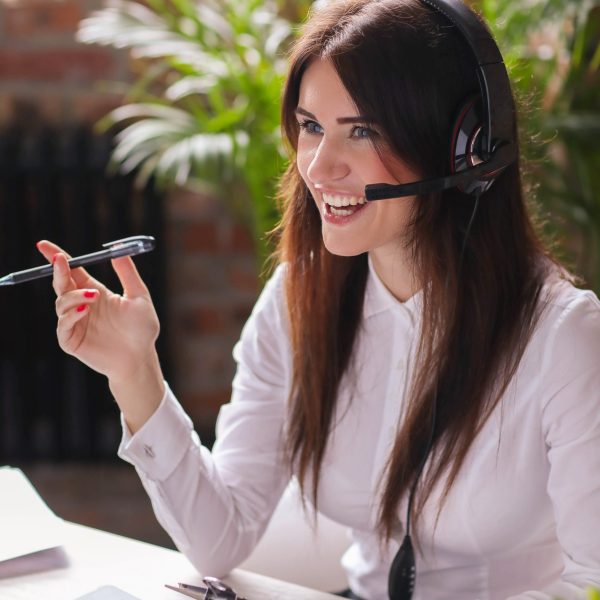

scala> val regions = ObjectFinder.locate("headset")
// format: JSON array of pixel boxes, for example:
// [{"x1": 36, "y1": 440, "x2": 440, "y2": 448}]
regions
[
  {"x1": 380, "y1": 1, "x2": 517, "y2": 599},
  {"x1": 364, "y1": 0, "x2": 517, "y2": 203}
]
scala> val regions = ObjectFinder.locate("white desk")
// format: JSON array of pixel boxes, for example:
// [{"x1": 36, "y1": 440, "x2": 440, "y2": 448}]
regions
[{"x1": 0, "y1": 521, "x2": 341, "y2": 599}]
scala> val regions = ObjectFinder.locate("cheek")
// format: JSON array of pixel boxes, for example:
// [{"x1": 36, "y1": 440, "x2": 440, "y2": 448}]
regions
[
  {"x1": 294, "y1": 156, "x2": 318, "y2": 214},
  {"x1": 360, "y1": 154, "x2": 400, "y2": 186},
  {"x1": 296, "y1": 154, "x2": 308, "y2": 181},
  {"x1": 379, "y1": 199, "x2": 415, "y2": 236},
  {"x1": 296, "y1": 137, "x2": 313, "y2": 179},
  {"x1": 366, "y1": 196, "x2": 414, "y2": 235},
  {"x1": 296, "y1": 149, "x2": 318, "y2": 204},
  {"x1": 360, "y1": 144, "x2": 421, "y2": 188}
]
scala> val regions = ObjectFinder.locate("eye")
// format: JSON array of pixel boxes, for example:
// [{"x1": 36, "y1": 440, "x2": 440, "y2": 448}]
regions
[
  {"x1": 298, "y1": 119, "x2": 323, "y2": 135},
  {"x1": 351, "y1": 125, "x2": 377, "y2": 139}
]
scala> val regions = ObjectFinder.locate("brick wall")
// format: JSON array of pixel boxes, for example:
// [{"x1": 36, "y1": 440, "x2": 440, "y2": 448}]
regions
[
  {"x1": 0, "y1": 0, "x2": 128, "y2": 125},
  {"x1": 0, "y1": 0, "x2": 261, "y2": 444},
  {"x1": 166, "y1": 191, "x2": 259, "y2": 443}
]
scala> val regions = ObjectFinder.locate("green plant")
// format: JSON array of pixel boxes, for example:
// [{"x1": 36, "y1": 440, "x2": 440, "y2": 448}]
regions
[
  {"x1": 587, "y1": 587, "x2": 600, "y2": 600},
  {"x1": 77, "y1": 0, "x2": 311, "y2": 264},
  {"x1": 78, "y1": 0, "x2": 599, "y2": 285},
  {"x1": 553, "y1": 587, "x2": 600, "y2": 600},
  {"x1": 480, "y1": 0, "x2": 600, "y2": 291}
]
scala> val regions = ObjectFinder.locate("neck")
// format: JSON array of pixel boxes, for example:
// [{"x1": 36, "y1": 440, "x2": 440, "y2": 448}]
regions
[{"x1": 369, "y1": 246, "x2": 420, "y2": 303}]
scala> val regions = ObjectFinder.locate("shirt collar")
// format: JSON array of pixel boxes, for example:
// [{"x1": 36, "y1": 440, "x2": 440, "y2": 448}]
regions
[{"x1": 363, "y1": 254, "x2": 423, "y2": 320}]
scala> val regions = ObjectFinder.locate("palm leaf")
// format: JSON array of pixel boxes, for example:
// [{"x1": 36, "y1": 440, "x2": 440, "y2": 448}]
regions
[{"x1": 79, "y1": 0, "x2": 599, "y2": 273}]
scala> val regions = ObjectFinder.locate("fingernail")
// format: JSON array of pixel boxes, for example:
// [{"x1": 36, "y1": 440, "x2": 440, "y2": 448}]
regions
[
  {"x1": 36, "y1": 241, "x2": 42, "y2": 249},
  {"x1": 84, "y1": 291, "x2": 96, "y2": 299},
  {"x1": 76, "y1": 304, "x2": 87, "y2": 313},
  {"x1": 52, "y1": 254, "x2": 59, "y2": 265}
]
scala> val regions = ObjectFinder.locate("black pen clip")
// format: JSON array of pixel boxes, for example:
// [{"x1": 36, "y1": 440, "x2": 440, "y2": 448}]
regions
[
  {"x1": 102, "y1": 235, "x2": 156, "y2": 252},
  {"x1": 165, "y1": 576, "x2": 247, "y2": 600}
]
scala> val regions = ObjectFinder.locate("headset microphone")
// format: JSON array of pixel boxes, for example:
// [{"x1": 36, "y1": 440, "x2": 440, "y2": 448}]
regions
[
  {"x1": 365, "y1": 141, "x2": 516, "y2": 200},
  {"x1": 365, "y1": 0, "x2": 518, "y2": 203}
]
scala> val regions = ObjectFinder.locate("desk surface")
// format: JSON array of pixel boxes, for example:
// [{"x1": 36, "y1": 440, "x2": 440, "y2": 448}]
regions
[{"x1": 0, "y1": 521, "x2": 341, "y2": 600}]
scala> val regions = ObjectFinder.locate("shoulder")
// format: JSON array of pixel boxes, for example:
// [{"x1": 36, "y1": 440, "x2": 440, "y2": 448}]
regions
[
  {"x1": 257, "y1": 262, "x2": 287, "y2": 301},
  {"x1": 535, "y1": 275, "x2": 600, "y2": 395},
  {"x1": 528, "y1": 276, "x2": 600, "y2": 446},
  {"x1": 251, "y1": 262, "x2": 288, "y2": 323},
  {"x1": 237, "y1": 262, "x2": 289, "y2": 346},
  {"x1": 539, "y1": 275, "x2": 600, "y2": 345}
]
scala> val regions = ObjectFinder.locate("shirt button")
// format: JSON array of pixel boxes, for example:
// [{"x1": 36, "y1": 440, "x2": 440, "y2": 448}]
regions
[{"x1": 143, "y1": 444, "x2": 155, "y2": 458}]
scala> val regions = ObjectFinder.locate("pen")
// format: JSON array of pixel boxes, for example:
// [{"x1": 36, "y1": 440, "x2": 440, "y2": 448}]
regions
[
  {"x1": 0, "y1": 235, "x2": 156, "y2": 286},
  {"x1": 164, "y1": 583, "x2": 207, "y2": 599}
]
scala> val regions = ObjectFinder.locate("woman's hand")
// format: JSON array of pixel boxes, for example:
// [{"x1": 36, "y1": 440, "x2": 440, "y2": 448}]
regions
[{"x1": 37, "y1": 240, "x2": 165, "y2": 432}]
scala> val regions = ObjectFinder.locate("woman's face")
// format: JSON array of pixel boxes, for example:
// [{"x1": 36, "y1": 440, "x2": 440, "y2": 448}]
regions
[{"x1": 296, "y1": 58, "x2": 419, "y2": 258}]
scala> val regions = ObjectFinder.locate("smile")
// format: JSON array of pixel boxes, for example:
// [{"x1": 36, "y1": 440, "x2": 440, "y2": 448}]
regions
[{"x1": 321, "y1": 192, "x2": 368, "y2": 222}]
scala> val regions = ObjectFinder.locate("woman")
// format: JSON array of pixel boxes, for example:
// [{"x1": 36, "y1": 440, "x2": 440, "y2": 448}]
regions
[{"x1": 37, "y1": 0, "x2": 600, "y2": 598}]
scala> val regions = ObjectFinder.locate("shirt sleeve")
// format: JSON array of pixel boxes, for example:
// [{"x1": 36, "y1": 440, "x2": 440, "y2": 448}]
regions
[
  {"x1": 117, "y1": 264, "x2": 292, "y2": 577},
  {"x1": 507, "y1": 289, "x2": 600, "y2": 600}
]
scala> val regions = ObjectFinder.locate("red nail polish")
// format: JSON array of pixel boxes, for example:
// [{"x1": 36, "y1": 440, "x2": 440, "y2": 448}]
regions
[
  {"x1": 84, "y1": 291, "x2": 96, "y2": 299},
  {"x1": 52, "y1": 254, "x2": 59, "y2": 264},
  {"x1": 76, "y1": 304, "x2": 87, "y2": 313}
]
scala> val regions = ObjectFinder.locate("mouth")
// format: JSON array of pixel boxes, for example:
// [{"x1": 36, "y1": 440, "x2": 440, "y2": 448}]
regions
[{"x1": 321, "y1": 192, "x2": 368, "y2": 219}]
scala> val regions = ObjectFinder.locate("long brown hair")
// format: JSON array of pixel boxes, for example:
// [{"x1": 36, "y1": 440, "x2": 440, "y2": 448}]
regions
[{"x1": 273, "y1": 0, "x2": 561, "y2": 542}]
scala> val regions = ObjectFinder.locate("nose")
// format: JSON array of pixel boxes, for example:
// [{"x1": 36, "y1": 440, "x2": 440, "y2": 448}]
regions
[{"x1": 305, "y1": 136, "x2": 350, "y2": 185}]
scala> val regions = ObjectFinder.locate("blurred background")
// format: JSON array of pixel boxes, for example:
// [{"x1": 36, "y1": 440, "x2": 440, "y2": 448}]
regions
[{"x1": 0, "y1": 0, "x2": 598, "y2": 551}]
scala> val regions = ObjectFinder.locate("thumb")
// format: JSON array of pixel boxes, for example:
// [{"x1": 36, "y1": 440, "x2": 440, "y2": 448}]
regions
[{"x1": 111, "y1": 256, "x2": 150, "y2": 299}]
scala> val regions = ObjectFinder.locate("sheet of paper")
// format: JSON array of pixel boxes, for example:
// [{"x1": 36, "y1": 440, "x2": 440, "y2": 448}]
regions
[
  {"x1": 0, "y1": 467, "x2": 66, "y2": 563},
  {"x1": 75, "y1": 585, "x2": 142, "y2": 599},
  {"x1": 0, "y1": 568, "x2": 89, "y2": 599}
]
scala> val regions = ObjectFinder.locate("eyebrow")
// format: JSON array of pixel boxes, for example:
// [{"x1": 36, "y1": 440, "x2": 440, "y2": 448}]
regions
[{"x1": 295, "y1": 106, "x2": 377, "y2": 124}]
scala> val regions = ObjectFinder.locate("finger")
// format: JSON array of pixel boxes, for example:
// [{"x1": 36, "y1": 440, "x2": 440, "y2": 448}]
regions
[
  {"x1": 36, "y1": 240, "x2": 92, "y2": 289},
  {"x1": 111, "y1": 256, "x2": 150, "y2": 299},
  {"x1": 55, "y1": 289, "x2": 100, "y2": 317},
  {"x1": 52, "y1": 253, "x2": 78, "y2": 296},
  {"x1": 36, "y1": 240, "x2": 70, "y2": 262},
  {"x1": 56, "y1": 304, "x2": 90, "y2": 352}
]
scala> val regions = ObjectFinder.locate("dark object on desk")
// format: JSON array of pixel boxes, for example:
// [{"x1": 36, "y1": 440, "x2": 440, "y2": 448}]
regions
[
  {"x1": 76, "y1": 585, "x2": 141, "y2": 599},
  {"x1": 334, "y1": 589, "x2": 365, "y2": 600},
  {"x1": 0, "y1": 235, "x2": 156, "y2": 286},
  {"x1": 166, "y1": 576, "x2": 247, "y2": 599}
]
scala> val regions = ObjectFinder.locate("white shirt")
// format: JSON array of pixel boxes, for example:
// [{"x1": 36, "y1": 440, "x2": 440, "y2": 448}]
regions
[{"x1": 118, "y1": 259, "x2": 600, "y2": 600}]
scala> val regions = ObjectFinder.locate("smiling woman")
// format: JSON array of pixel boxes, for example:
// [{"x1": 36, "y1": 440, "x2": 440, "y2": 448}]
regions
[
  {"x1": 36, "y1": 1, "x2": 600, "y2": 599},
  {"x1": 294, "y1": 58, "x2": 419, "y2": 296}
]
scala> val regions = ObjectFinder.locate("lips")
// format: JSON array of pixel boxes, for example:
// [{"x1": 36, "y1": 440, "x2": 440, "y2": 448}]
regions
[{"x1": 321, "y1": 194, "x2": 369, "y2": 225}]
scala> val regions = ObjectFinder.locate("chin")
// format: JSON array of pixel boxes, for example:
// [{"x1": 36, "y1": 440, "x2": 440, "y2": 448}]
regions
[{"x1": 322, "y1": 238, "x2": 367, "y2": 257}]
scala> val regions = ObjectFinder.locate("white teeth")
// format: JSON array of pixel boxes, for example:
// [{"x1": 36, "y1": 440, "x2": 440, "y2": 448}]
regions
[
  {"x1": 330, "y1": 206, "x2": 354, "y2": 216},
  {"x1": 322, "y1": 193, "x2": 366, "y2": 207}
]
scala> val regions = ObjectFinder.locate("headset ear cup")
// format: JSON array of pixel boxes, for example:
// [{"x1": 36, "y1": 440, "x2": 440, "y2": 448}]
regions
[{"x1": 450, "y1": 95, "x2": 493, "y2": 195}]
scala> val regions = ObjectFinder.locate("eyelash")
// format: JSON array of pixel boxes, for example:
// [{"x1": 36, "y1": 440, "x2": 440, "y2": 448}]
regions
[{"x1": 297, "y1": 119, "x2": 377, "y2": 139}]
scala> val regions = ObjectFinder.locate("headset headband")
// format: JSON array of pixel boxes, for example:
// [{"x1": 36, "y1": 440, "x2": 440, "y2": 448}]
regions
[
  {"x1": 364, "y1": 0, "x2": 517, "y2": 200},
  {"x1": 421, "y1": 0, "x2": 514, "y2": 158}
]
